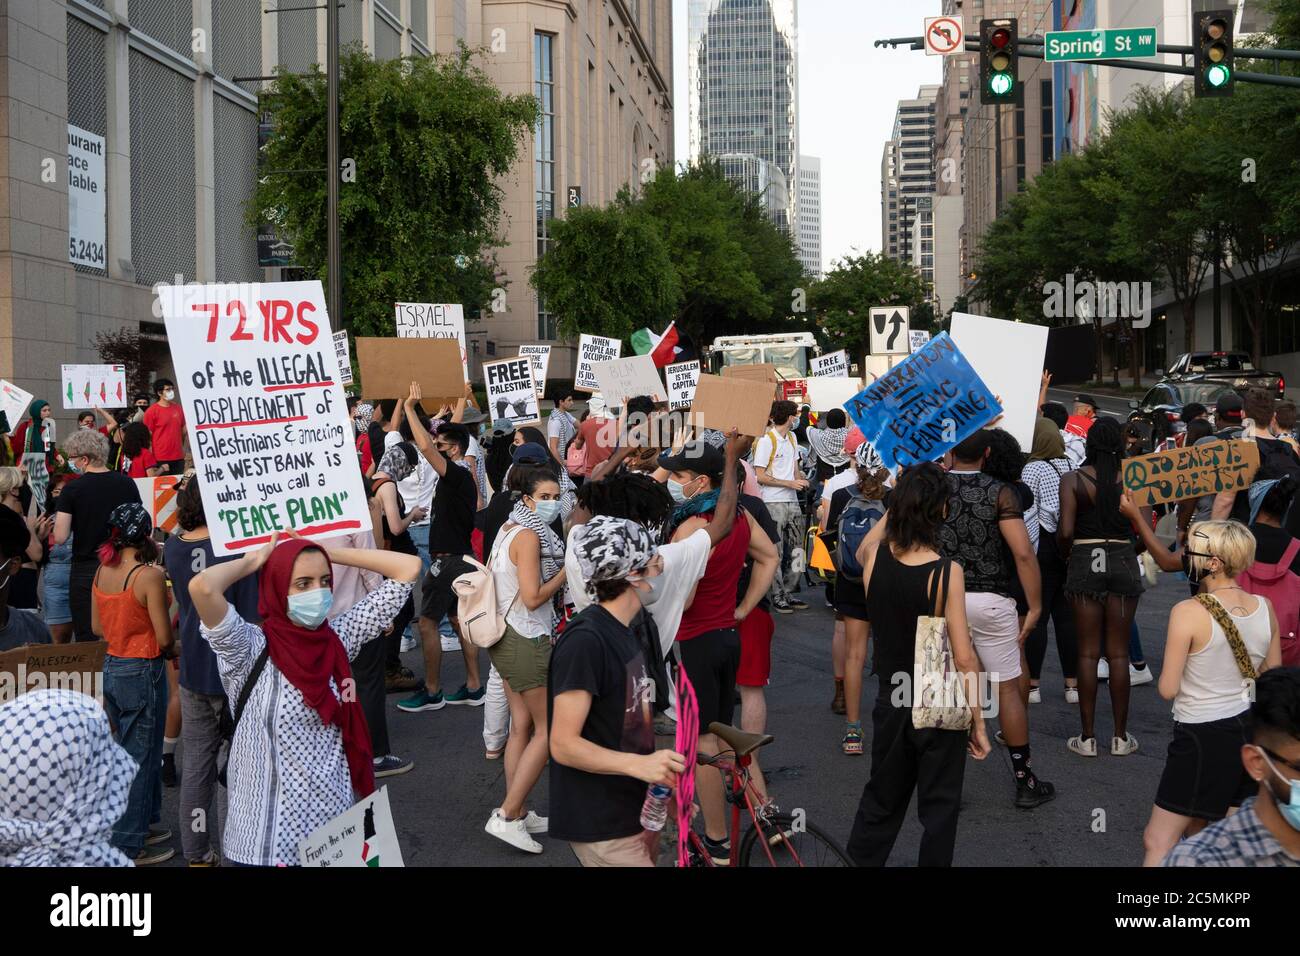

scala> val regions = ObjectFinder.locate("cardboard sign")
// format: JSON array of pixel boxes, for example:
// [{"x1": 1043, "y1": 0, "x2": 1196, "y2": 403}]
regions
[
  {"x1": 1122, "y1": 439, "x2": 1260, "y2": 508},
  {"x1": 666, "y1": 361, "x2": 700, "y2": 410},
  {"x1": 806, "y1": 375, "x2": 864, "y2": 413},
  {"x1": 332, "y1": 331, "x2": 352, "y2": 387},
  {"x1": 394, "y1": 302, "x2": 467, "y2": 375},
  {"x1": 355, "y1": 337, "x2": 465, "y2": 404},
  {"x1": 950, "y1": 313, "x2": 1048, "y2": 453},
  {"x1": 483, "y1": 357, "x2": 539, "y2": 428},
  {"x1": 61, "y1": 364, "x2": 126, "y2": 410},
  {"x1": 298, "y1": 786, "x2": 404, "y2": 868},
  {"x1": 844, "y1": 333, "x2": 1002, "y2": 469},
  {"x1": 721, "y1": 363, "x2": 780, "y2": 384},
  {"x1": 811, "y1": 350, "x2": 849, "y2": 378},
  {"x1": 0, "y1": 379, "x2": 34, "y2": 431},
  {"x1": 689, "y1": 374, "x2": 775, "y2": 437},
  {"x1": 909, "y1": 330, "x2": 932, "y2": 353},
  {"x1": 591, "y1": 355, "x2": 667, "y2": 410},
  {"x1": 158, "y1": 281, "x2": 370, "y2": 554},
  {"x1": 517, "y1": 344, "x2": 551, "y2": 398},
  {"x1": 0, "y1": 640, "x2": 106, "y2": 701},
  {"x1": 134, "y1": 476, "x2": 181, "y2": 533},
  {"x1": 575, "y1": 334, "x2": 621, "y2": 392}
]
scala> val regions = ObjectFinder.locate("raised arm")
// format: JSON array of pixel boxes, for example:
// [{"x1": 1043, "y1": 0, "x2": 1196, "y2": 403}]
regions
[
  {"x1": 189, "y1": 536, "x2": 277, "y2": 628},
  {"x1": 703, "y1": 430, "x2": 744, "y2": 547},
  {"x1": 309, "y1": 539, "x2": 423, "y2": 584},
  {"x1": 404, "y1": 382, "x2": 449, "y2": 477}
]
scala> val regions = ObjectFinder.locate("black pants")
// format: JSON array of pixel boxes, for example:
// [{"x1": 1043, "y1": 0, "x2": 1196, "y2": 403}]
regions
[
  {"x1": 847, "y1": 694, "x2": 969, "y2": 867},
  {"x1": 386, "y1": 595, "x2": 415, "y2": 672},
  {"x1": 353, "y1": 628, "x2": 391, "y2": 758},
  {"x1": 1025, "y1": 534, "x2": 1078, "y2": 681},
  {"x1": 70, "y1": 559, "x2": 99, "y2": 642}
]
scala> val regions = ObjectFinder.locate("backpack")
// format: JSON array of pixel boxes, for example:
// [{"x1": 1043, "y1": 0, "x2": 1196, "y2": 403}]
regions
[
  {"x1": 452, "y1": 527, "x2": 519, "y2": 648},
  {"x1": 836, "y1": 492, "x2": 886, "y2": 582},
  {"x1": 1255, "y1": 437, "x2": 1300, "y2": 484},
  {"x1": 1238, "y1": 536, "x2": 1300, "y2": 668}
]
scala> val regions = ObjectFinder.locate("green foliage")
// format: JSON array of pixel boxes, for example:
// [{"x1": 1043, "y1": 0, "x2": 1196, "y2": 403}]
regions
[
  {"x1": 809, "y1": 252, "x2": 932, "y2": 360},
  {"x1": 252, "y1": 46, "x2": 537, "y2": 335}
]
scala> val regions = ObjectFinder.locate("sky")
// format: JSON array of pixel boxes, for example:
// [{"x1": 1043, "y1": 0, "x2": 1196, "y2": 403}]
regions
[{"x1": 671, "y1": 0, "x2": 944, "y2": 272}]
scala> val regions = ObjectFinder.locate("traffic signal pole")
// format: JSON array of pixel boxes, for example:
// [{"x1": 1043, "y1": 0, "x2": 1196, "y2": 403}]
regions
[{"x1": 326, "y1": 0, "x2": 342, "y2": 331}]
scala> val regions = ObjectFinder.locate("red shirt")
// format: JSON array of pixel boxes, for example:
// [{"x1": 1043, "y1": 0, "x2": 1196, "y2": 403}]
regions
[
  {"x1": 576, "y1": 416, "x2": 617, "y2": 477},
  {"x1": 125, "y1": 447, "x2": 158, "y2": 479},
  {"x1": 143, "y1": 402, "x2": 185, "y2": 461},
  {"x1": 1064, "y1": 414, "x2": 1095, "y2": 439},
  {"x1": 677, "y1": 509, "x2": 751, "y2": 642}
]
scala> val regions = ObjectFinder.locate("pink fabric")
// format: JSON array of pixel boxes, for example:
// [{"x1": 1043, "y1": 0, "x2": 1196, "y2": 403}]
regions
[
  {"x1": 739, "y1": 460, "x2": 761, "y2": 498},
  {"x1": 843, "y1": 426, "x2": 866, "y2": 455},
  {"x1": 674, "y1": 667, "x2": 700, "y2": 868}
]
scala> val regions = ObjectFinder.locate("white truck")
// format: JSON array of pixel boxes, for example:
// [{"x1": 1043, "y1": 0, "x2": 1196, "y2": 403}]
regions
[{"x1": 707, "y1": 332, "x2": 820, "y2": 401}]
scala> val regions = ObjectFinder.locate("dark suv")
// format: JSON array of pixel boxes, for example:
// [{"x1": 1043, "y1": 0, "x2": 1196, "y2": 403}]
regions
[
  {"x1": 1163, "y1": 351, "x2": 1285, "y2": 398},
  {"x1": 1128, "y1": 381, "x2": 1239, "y2": 444}
]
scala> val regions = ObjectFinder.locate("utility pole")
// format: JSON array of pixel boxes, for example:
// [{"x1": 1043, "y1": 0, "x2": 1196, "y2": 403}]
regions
[
  {"x1": 1212, "y1": 224, "x2": 1222, "y2": 350},
  {"x1": 993, "y1": 102, "x2": 1002, "y2": 212},
  {"x1": 326, "y1": 0, "x2": 342, "y2": 328}
]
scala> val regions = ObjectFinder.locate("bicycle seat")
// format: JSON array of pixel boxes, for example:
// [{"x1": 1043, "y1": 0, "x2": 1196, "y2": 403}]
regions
[{"x1": 708, "y1": 722, "x2": 774, "y2": 757}]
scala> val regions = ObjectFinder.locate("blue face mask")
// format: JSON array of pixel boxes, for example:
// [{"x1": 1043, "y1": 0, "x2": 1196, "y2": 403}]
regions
[
  {"x1": 532, "y1": 498, "x2": 562, "y2": 524},
  {"x1": 1260, "y1": 750, "x2": 1300, "y2": 831},
  {"x1": 68, "y1": 458, "x2": 84, "y2": 475},
  {"x1": 287, "y1": 588, "x2": 333, "y2": 629}
]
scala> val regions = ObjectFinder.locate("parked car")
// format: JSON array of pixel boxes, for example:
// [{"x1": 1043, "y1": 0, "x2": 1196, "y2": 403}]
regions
[
  {"x1": 1162, "y1": 351, "x2": 1285, "y2": 399},
  {"x1": 1127, "y1": 381, "x2": 1239, "y2": 445}
]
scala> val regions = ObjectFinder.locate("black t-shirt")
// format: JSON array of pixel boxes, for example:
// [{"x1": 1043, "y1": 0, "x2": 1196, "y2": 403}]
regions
[
  {"x1": 1250, "y1": 524, "x2": 1300, "y2": 573},
  {"x1": 56, "y1": 470, "x2": 142, "y2": 561},
  {"x1": 547, "y1": 604, "x2": 656, "y2": 843},
  {"x1": 427, "y1": 459, "x2": 476, "y2": 554}
]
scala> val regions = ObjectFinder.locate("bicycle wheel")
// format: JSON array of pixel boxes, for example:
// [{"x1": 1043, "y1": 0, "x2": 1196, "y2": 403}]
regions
[{"x1": 737, "y1": 814, "x2": 854, "y2": 868}]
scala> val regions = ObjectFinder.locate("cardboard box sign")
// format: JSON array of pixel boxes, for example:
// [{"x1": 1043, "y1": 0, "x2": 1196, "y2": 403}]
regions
[
  {"x1": 0, "y1": 640, "x2": 107, "y2": 700},
  {"x1": 720, "y1": 363, "x2": 780, "y2": 384},
  {"x1": 1121, "y1": 439, "x2": 1260, "y2": 508},
  {"x1": 355, "y1": 337, "x2": 465, "y2": 403},
  {"x1": 689, "y1": 374, "x2": 777, "y2": 437}
]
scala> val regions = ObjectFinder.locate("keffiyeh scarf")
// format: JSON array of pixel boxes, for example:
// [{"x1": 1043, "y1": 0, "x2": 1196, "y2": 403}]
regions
[
  {"x1": 808, "y1": 426, "x2": 850, "y2": 468},
  {"x1": 855, "y1": 440, "x2": 884, "y2": 472},
  {"x1": 377, "y1": 442, "x2": 416, "y2": 483},
  {"x1": 508, "y1": 499, "x2": 565, "y2": 584},
  {"x1": 570, "y1": 516, "x2": 657, "y2": 599}
]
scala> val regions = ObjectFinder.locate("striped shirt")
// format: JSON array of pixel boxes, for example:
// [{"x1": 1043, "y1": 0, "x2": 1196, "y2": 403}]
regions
[{"x1": 1163, "y1": 798, "x2": 1300, "y2": 867}]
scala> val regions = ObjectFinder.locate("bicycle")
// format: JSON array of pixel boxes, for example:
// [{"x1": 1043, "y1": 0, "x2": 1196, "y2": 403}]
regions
[{"x1": 681, "y1": 721, "x2": 853, "y2": 867}]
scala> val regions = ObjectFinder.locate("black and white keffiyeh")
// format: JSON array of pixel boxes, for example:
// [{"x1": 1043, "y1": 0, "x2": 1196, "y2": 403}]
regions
[
  {"x1": 0, "y1": 689, "x2": 138, "y2": 867},
  {"x1": 377, "y1": 442, "x2": 417, "y2": 483},
  {"x1": 508, "y1": 500, "x2": 565, "y2": 583},
  {"x1": 809, "y1": 426, "x2": 850, "y2": 468},
  {"x1": 570, "y1": 516, "x2": 657, "y2": 599}
]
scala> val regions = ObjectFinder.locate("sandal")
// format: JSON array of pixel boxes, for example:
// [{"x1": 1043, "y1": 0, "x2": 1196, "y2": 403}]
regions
[{"x1": 842, "y1": 722, "x2": 863, "y2": 755}]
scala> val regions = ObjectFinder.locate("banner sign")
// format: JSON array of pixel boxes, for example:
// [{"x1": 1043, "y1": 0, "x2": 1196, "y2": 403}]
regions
[
  {"x1": 332, "y1": 331, "x2": 352, "y2": 387},
  {"x1": 67, "y1": 125, "x2": 106, "y2": 270},
  {"x1": 811, "y1": 350, "x2": 849, "y2": 378},
  {"x1": 517, "y1": 344, "x2": 551, "y2": 398},
  {"x1": 591, "y1": 355, "x2": 667, "y2": 410},
  {"x1": 61, "y1": 364, "x2": 126, "y2": 410},
  {"x1": 0, "y1": 380, "x2": 34, "y2": 432},
  {"x1": 483, "y1": 357, "x2": 539, "y2": 428},
  {"x1": 843, "y1": 333, "x2": 1001, "y2": 469},
  {"x1": 666, "y1": 361, "x2": 700, "y2": 411},
  {"x1": 805, "y1": 375, "x2": 863, "y2": 413},
  {"x1": 299, "y1": 786, "x2": 404, "y2": 868},
  {"x1": 575, "y1": 334, "x2": 621, "y2": 392},
  {"x1": 394, "y1": 302, "x2": 467, "y2": 375},
  {"x1": 159, "y1": 280, "x2": 369, "y2": 554},
  {"x1": 1122, "y1": 439, "x2": 1260, "y2": 508}
]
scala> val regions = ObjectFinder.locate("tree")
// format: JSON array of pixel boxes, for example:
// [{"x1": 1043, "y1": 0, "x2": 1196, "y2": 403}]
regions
[
  {"x1": 810, "y1": 252, "x2": 931, "y2": 367},
  {"x1": 252, "y1": 46, "x2": 537, "y2": 336}
]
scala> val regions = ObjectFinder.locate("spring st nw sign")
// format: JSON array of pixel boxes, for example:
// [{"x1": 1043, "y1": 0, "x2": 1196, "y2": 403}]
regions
[{"x1": 1044, "y1": 27, "x2": 1157, "y2": 62}]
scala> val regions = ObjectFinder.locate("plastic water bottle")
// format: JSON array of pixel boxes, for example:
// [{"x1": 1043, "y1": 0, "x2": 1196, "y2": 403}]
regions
[{"x1": 640, "y1": 783, "x2": 672, "y2": 832}]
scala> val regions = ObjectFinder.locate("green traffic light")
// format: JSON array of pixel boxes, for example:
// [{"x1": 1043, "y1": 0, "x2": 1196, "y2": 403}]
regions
[
  {"x1": 1206, "y1": 63, "x2": 1231, "y2": 87},
  {"x1": 990, "y1": 72, "x2": 1013, "y2": 96}
]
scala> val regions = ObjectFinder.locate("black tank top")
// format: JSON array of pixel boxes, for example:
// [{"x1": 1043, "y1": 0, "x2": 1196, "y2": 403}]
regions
[
  {"x1": 865, "y1": 544, "x2": 948, "y2": 685},
  {"x1": 1073, "y1": 469, "x2": 1132, "y2": 540}
]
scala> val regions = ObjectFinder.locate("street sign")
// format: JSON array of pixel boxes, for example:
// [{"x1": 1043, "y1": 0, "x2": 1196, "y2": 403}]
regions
[
  {"x1": 1044, "y1": 27, "x2": 1157, "y2": 62},
  {"x1": 924, "y1": 16, "x2": 964, "y2": 56},
  {"x1": 869, "y1": 306, "x2": 910, "y2": 356}
]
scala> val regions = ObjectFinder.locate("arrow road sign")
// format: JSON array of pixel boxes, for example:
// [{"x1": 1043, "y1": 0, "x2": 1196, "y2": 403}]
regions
[{"x1": 869, "y1": 306, "x2": 910, "y2": 356}]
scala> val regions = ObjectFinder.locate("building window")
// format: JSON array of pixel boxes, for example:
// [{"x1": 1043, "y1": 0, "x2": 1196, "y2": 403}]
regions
[{"x1": 535, "y1": 32, "x2": 557, "y2": 340}]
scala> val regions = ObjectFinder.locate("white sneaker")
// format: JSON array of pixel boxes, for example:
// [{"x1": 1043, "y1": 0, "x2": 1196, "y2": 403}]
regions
[
  {"x1": 1129, "y1": 664, "x2": 1154, "y2": 686},
  {"x1": 522, "y1": 810, "x2": 548, "y2": 834},
  {"x1": 485, "y1": 809, "x2": 543, "y2": 854},
  {"x1": 1097, "y1": 658, "x2": 1110, "y2": 680},
  {"x1": 399, "y1": 634, "x2": 417, "y2": 653},
  {"x1": 1064, "y1": 686, "x2": 1079, "y2": 705},
  {"x1": 1067, "y1": 735, "x2": 1098, "y2": 758},
  {"x1": 1112, "y1": 733, "x2": 1140, "y2": 756},
  {"x1": 1028, "y1": 687, "x2": 1041, "y2": 704},
  {"x1": 440, "y1": 634, "x2": 460, "y2": 652}
]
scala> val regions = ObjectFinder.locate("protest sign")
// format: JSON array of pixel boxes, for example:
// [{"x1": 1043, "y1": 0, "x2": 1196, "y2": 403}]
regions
[
  {"x1": 811, "y1": 350, "x2": 849, "y2": 378},
  {"x1": 332, "y1": 331, "x2": 352, "y2": 386},
  {"x1": 394, "y1": 302, "x2": 467, "y2": 375},
  {"x1": 689, "y1": 374, "x2": 775, "y2": 437},
  {"x1": 355, "y1": 337, "x2": 464, "y2": 404},
  {"x1": 0, "y1": 379, "x2": 33, "y2": 431},
  {"x1": 721, "y1": 363, "x2": 779, "y2": 384},
  {"x1": 0, "y1": 640, "x2": 106, "y2": 702},
  {"x1": 158, "y1": 281, "x2": 370, "y2": 554},
  {"x1": 949, "y1": 313, "x2": 1047, "y2": 452},
  {"x1": 61, "y1": 364, "x2": 126, "y2": 410},
  {"x1": 299, "y1": 786, "x2": 404, "y2": 868},
  {"x1": 575, "y1": 334, "x2": 621, "y2": 392},
  {"x1": 666, "y1": 361, "x2": 700, "y2": 410},
  {"x1": 806, "y1": 375, "x2": 863, "y2": 413},
  {"x1": 592, "y1": 355, "x2": 667, "y2": 410},
  {"x1": 134, "y1": 476, "x2": 181, "y2": 534},
  {"x1": 483, "y1": 357, "x2": 539, "y2": 428},
  {"x1": 1121, "y1": 439, "x2": 1259, "y2": 508},
  {"x1": 517, "y1": 344, "x2": 551, "y2": 398},
  {"x1": 909, "y1": 330, "x2": 932, "y2": 353},
  {"x1": 843, "y1": 333, "x2": 1002, "y2": 469}
]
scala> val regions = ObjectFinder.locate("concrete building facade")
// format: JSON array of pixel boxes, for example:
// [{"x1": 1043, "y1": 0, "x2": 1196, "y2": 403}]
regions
[
  {"x1": 880, "y1": 85, "x2": 939, "y2": 298},
  {"x1": 797, "y1": 153, "x2": 820, "y2": 278}
]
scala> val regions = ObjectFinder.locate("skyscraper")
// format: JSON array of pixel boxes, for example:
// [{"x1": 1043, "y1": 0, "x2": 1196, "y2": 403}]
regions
[
  {"x1": 798, "y1": 155, "x2": 822, "y2": 279},
  {"x1": 688, "y1": 0, "x2": 799, "y2": 233},
  {"x1": 881, "y1": 85, "x2": 939, "y2": 268}
]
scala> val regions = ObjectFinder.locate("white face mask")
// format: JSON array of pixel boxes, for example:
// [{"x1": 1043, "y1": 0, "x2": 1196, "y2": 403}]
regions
[{"x1": 162, "y1": 389, "x2": 175, "y2": 401}]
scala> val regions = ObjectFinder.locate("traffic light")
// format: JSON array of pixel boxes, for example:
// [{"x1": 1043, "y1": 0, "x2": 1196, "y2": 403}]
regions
[
  {"x1": 1193, "y1": 9, "x2": 1235, "y2": 97},
  {"x1": 979, "y1": 18, "x2": 1019, "y2": 105}
]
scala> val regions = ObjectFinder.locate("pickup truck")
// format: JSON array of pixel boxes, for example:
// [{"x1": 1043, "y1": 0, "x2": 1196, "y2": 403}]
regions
[{"x1": 1162, "y1": 351, "x2": 1285, "y2": 399}]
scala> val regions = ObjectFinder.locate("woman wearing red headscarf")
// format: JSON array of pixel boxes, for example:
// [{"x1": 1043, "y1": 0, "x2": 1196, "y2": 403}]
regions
[{"x1": 188, "y1": 532, "x2": 421, "y2": 866}]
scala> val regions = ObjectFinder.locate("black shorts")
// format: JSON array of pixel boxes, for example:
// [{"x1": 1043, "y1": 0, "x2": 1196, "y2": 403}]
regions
[
  {"x1": 1065, "y1": 541, "x2": 1144, "y2": 600},
  {"x1": 419, "y1": 555, "x2": 473, "y2": 624},
  {"x1": 677, "y1": 628, "x2": 741, "y2": 732},
  {"x1": 834, "y1": 601, "x2": 869, "y2": 623},
  {"x1": 1155, "y1": 712, "x2": 1256, "y2": 821}
]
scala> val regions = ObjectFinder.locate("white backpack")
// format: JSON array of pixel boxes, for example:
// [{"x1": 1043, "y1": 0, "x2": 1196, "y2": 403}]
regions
[{"x1": 452, "y1": 532, "x2": 518, "y2": 648}]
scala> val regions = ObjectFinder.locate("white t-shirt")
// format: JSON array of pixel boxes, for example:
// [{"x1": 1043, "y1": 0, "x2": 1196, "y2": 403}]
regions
[
  {"x1": 397, "y1": 455, "x2": 436, "y2": 526},
  {"x1": 547, "y1": 410, "x2": 576, "y2": 457},
  {"x1": 820, "y1": 468, "x2": 858, "y2": 506},
  {"x1": 753, "y1": 429, "x2": 799, "y2": 504},
  {"x1": 565, "y1": 526, "x2": 713, "y2": 657}
]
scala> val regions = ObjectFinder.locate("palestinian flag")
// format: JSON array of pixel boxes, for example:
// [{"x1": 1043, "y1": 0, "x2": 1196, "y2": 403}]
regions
[{"x1": 630, "y1": 321, "x2": 680, "y2": 368}]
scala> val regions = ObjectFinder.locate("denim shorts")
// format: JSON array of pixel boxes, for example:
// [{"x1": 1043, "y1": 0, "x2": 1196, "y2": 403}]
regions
[
  {"x1": 1065, "y1": 541, "x2": 1144, "y2": 600},
  {"x1": 42, "y1": 559, "x2": 72, "y2": 625}
]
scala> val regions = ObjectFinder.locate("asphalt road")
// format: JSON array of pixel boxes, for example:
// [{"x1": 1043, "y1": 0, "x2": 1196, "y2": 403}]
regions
[
  {"x1": 156, "y1": 571, "x2": 1190, "y2": 867},
  {"x1": 1046, "y1": 387, "x2": 1137, "y2": 420}
]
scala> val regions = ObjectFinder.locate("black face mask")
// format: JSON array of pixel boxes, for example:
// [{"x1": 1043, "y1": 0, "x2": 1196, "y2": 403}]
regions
[{"x1": 1182, "y1": 548, "x2": 1216, "y2": 585}]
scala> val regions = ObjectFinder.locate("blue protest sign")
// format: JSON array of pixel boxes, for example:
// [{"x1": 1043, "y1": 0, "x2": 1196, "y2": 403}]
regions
[{"x1": 843, "y1": 332, "x2": 1001, "y2": 469}]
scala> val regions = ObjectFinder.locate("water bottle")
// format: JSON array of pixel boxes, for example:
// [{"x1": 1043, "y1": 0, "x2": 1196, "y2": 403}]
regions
[{"x1": 639, "y1": 783, "x2": 672, "y2": 832}]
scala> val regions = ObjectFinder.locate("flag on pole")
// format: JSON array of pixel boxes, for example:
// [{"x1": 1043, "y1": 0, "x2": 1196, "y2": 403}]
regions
[{"x1": 630, "y1": 321, "x2": 680, "y2": 368}]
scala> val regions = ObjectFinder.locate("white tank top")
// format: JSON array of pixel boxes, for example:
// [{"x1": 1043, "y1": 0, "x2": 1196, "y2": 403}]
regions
[
  {"x1": 1173, "y1": 594, "x2": 1272, "y2": 724},
  {"x1": 489, "y1": 525, "x2": 556, "y2": 640}
]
